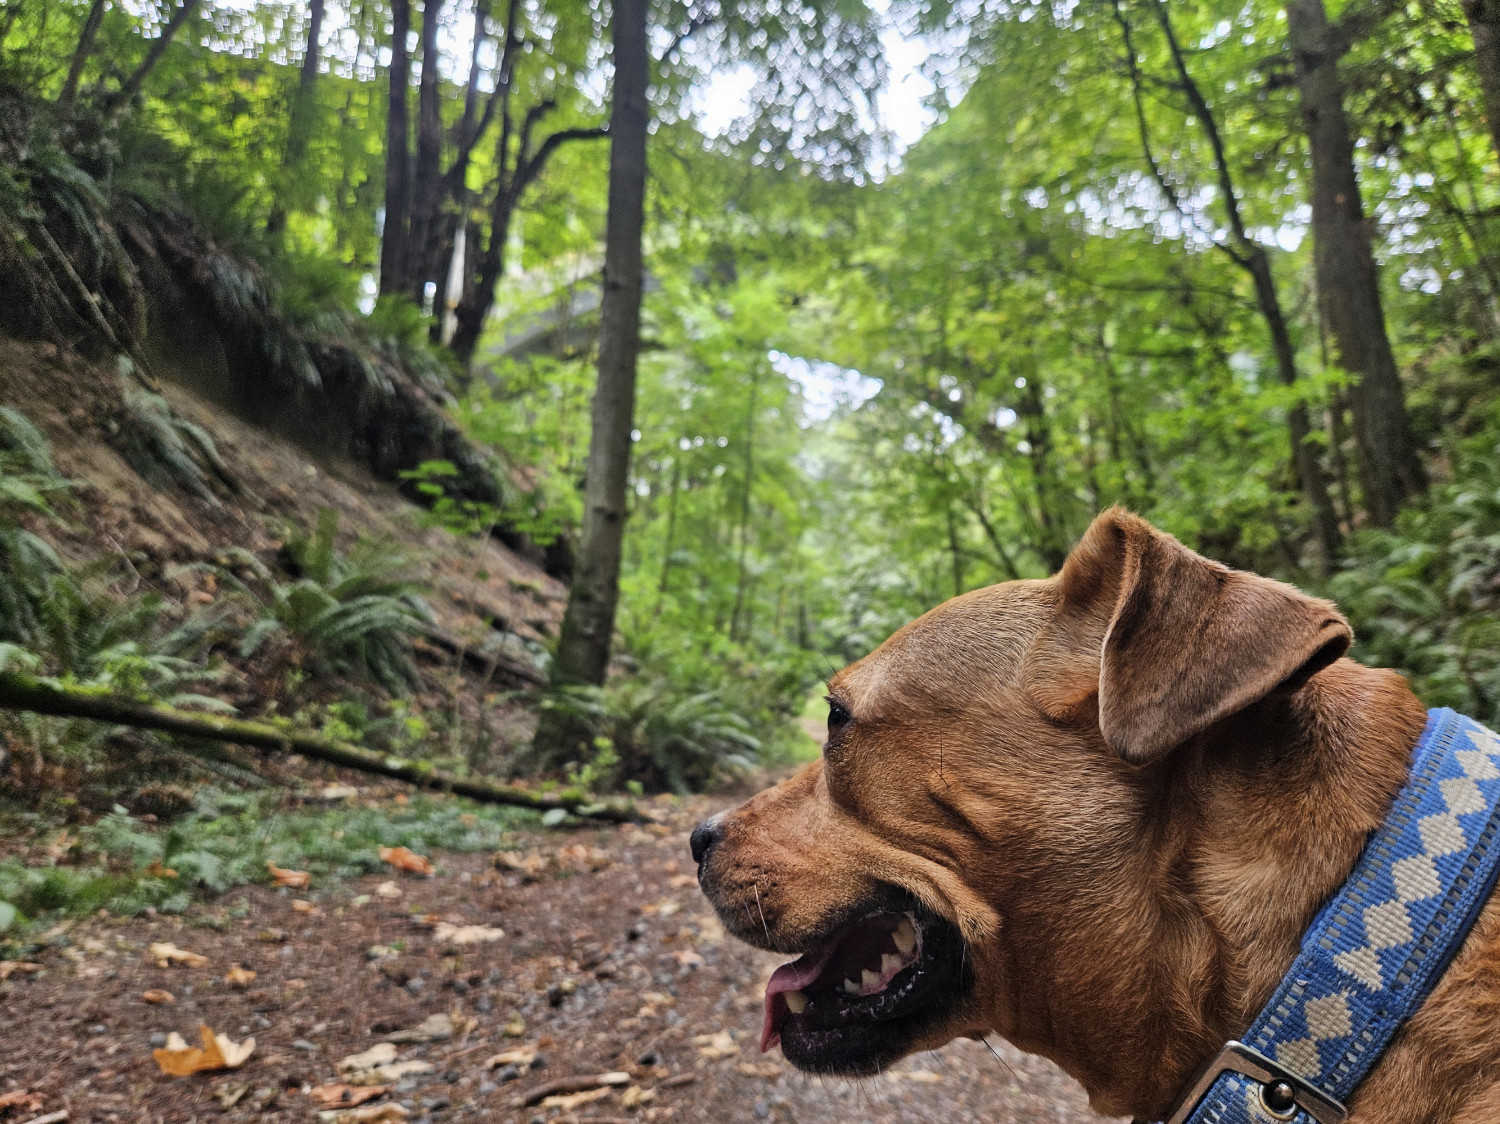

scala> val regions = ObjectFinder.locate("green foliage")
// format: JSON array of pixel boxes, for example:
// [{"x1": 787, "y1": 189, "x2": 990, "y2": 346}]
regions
[
  {"x1": 191, "y1": 510, "x2": 433, "y2": 693},
  {"x1": 538, "y1": 680, "x2": 762, "y2": 793}
]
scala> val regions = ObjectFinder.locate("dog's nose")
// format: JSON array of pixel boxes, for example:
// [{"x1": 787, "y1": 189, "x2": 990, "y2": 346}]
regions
[{"x1": 690, "y1": 816, "x2": 724, "y2": 866}]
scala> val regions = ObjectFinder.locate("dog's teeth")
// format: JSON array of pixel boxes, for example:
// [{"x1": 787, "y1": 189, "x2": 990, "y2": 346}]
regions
[
  {"x1": 843, "y1": 978, "x2": 861, "y2": 996},
  {"x1": 784, "y1": 990, "x2": 808, "y2": 1014},
  {"x1": 881, "y1": 953, "x2": 903, "y2": 975},
  {"x1": 893, "y1": 917, "x2": 917, "y2": 955},
  {"x1": 861, "y1": 968, "x2": 881, "y2": 991}
]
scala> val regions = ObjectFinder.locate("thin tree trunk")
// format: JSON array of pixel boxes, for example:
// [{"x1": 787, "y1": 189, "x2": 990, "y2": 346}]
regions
[
  {"x1": 56, "y1": 0, "x2": 106, "y2": 117},
  {"x1": 1285, "y1": 0, "x2": 1424, "y2": 526},
  {"x1": 266, "y1": 0, "x2": 326, "y2": 237},
  {"x1": 0, "y1": 672, "x2": 643, "y2": 822},
  {"x1": 379, "y1": 0, "x2": 413, "y2": 298},
  {"x1": 1117, "y1": 0, "x2": 1342, "y2": 570},
  {"x1": 729, "y1": 368, "x2": 757, "y2": 641},
  {"x1": 406, "y1": 0, "x2": 446, "y2": 305},
  {"x1": 1465, "y1": 0, "x2": 1500, "y2": 165},
  {"x1": 101, "y1": 0, "x2": 201, "y2": 120},
  {"x1": 540, "y1": 0, "x2": 649, "y2": 692},
  {"x1": 946, "y1": 503, "x2": 965, "y2": 597}
]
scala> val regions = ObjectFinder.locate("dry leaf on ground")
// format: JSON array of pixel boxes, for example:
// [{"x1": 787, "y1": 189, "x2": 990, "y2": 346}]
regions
[
  {"x1": 310, "y1": 1083, "x2": 390, "y2": 1108},
  {"x1": 621, "y1": 1085, "x2": 656, "y2": 1108},
  {"x1": 152, "y1": 1025, "x2": 256, "y2": 1076},
  {"x1": 0, "y1": 961, "x2": 41, "y2": 980},
  {"x1": 215, "y1": 1083, "x2": 250, "y2": 1109},
  {"x1": 267, "y1": 862, "x2": 311, "y2": 889},
  {"x1": 378, "y1": 846, "x2": 433, "y2": 876},
  {"x1": 142, "y1": 988, "x2": 175, "y2": 1004},
  {"x1": 556, "y1": 843, "x2": 612, "y2": 872},
  {"x1": 373, "y1": 880, "x2": 402, "y2": 899},
  {"x1": 337, "y1": 1043, "x2": 397, "y2": 1073},
  {"x1": 346, "y1": 1061, "x2": 433, "y2": 1086},
  {"x1": 224, "y1": 964, "x2": 256, "y2": 989},
  {"x1": 0, "y1": 1090, "x2": 43, "y2": 1112},
  {"x1": 383, "y1": 1012, "x2": 471, "y2": 1043},
  {"x1": 150, "y1": 943, "x2": 208, "y2": 969},
  {"x1": 494, "y1": 850, "x2": 548, "y2": 879},
  {"x1": 485, "y1": 1046, "x2": 537, "y2": 1072},
  {"x1": 693, "y1": 1030, "x2": 739, "y2": 1059},
  {"x1": 292, "y1": 899, "x2": 318, "y2": 913},
  {"x1": 431, "y1": 922, "x2": 505, "y2": 946},
  {"x1": 144, "y1": 859, "x2": 178, "y2": 879}
]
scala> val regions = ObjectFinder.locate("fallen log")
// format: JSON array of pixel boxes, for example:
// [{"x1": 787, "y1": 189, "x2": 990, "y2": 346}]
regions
[{"x1": 0, "y1": 671, "x2": 644, "y2": 823}]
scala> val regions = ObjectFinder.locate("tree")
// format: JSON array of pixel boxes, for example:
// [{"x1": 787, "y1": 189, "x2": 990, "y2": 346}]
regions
[
  {"x1": 1463, "y1": 0, "x2": 1500, "y2": 164},
  {"x1": 379, "y1": 0, "x2": 414, "y2": 297},
  {"x1": 266, "y1": 0, "x2": 326, "y2": 238},
  {"x1": 1285, "y1": 0, "x2": 1424, "y2": 526},
  {"x1": 55, "y1": 0, "x2": 106, "y2": 117}
]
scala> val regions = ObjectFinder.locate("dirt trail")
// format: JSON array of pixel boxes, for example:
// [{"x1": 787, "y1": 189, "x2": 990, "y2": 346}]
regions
[{"x1": 0, "y1": 794, "x2": 1116, "y2": 1124}]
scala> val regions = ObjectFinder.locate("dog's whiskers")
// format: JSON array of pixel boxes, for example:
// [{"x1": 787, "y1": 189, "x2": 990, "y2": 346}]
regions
[
  {"x1": 754, "y1": 882, "x2": 771, "y2": 942},
  {"x1": 980, "y1": 1034, "x2": 1019, "y2": 1081}
]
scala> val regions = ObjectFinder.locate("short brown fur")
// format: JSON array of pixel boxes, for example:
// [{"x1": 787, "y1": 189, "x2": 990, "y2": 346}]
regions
[{"x1": 697, "y1": 508, "x2": 1500, "y2": 1122}]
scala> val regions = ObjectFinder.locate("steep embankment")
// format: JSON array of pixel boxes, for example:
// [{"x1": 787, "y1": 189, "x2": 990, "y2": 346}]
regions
[{"x1": 0, "y1": 335, "x2": 562, "y2": 744}]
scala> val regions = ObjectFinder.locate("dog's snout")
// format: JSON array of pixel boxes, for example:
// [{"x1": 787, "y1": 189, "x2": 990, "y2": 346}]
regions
[{"x1": 690, "y1": 815, "x2": 725, "y2": 867}]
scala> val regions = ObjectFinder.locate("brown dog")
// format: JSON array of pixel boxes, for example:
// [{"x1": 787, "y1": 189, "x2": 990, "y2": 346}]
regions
[{"x1": 692, "y1": 508, "x2": 1500, "y2": 1124}]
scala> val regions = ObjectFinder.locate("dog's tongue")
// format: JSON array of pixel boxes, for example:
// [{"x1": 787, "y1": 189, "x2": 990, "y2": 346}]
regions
[{"x1": 760, "y1": 939, "x2": 839, "y2": 1053}]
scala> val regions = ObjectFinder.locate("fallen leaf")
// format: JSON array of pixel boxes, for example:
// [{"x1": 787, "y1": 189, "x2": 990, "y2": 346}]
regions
[
  {"x1": 320, "y1": 784, "x2": 360, "y2": 800},
  {"x1": 144, "y1": 859, "x2": 179, "y2": 879},
  {"x1": 502, "y1": 1013, "x2": 526, "y2": 1037},
  {"x1": 431, "y1": 922, "x2": 505, "y2": 946},
  {"x1": 540, "y1": 1086, "x2": 614, "y2": 1111},
  {"x1": 556, "y1": 844, "x2": 612, "y2": 872},
  {"x1": 620, "y1": 1085, "x2": 656, "y2": 1108},
  {"x1": 0, "y1": 1090, "x2": 43, "y2": 1112},
  {"x1": 215, "y1": 1082, "x2": 250, "y2": 1109},
  {"x1": 693, "y1": 1030, "x2": 739, "y2": 1059},
  {"x1": 292, "y1": 899, "x2": 318, "y2": 914},
  {"x1": 383, "y1": 1012, "x2": 455, "y2": 1043},
  {"x1": 0, "y1": 961, "x2": 41, "y2": 980},
  {"x1": 346, "y1": 1061, "x2": 432, "y2": 1087},
  {"x1": 374, "y1": 881, "x2": 402, "y2": 899},
  {"x1": 310, "y1": 1083, "x2": 390, "y2": 1108},
  {"x1": 150, "y1": 942, "x2": 208, "y2": 969},
  {"x1": 337, "y1": 1043, "x2": 397, "y2": 1073},
  {"x1": 317, "y1": 1104, "x2": 410, "y2": 1123},
  {"x1": 267, "y1": 862, "x2": 311, "y2": 889},
  {"x1": 152, "y1": 1025, "x2": 256, "y2": 1076},
  {"x1": 142, "y1": 988, "x2": 175, "y2": 1005},
  {"x1": 485, "y1": 1046, "x2": 538, "y2": 1071},
  {"x1": 44, "y1": 830, "x2": 76, "y2": 861},
  {"x1": 378, "y1": 846, "x2": 433, "y2": 876},
  {"x1": 224, "y1": 964, "x2": 257, "y2": 989}
]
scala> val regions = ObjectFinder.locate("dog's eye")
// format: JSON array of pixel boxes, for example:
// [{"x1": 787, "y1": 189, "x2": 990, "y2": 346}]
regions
[{"x1": 826, "y1": 698, "x2": 851, "y2": 734}]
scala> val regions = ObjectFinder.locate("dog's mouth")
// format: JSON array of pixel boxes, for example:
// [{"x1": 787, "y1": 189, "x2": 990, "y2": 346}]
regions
[{"x1": 760, "y1": 900, "x2": 968, "y2": 1075}]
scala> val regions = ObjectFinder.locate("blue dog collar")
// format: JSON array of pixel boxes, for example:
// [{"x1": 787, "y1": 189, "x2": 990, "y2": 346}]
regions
[{"x1": 1162, "y1": 708, "x2": 1500, "y2": 1124}]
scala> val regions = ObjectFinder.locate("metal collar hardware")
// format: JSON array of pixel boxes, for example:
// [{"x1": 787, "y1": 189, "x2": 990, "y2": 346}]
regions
[{"x1": 1163, "y1": 1042, "x2": 1348, "y2": 1124}]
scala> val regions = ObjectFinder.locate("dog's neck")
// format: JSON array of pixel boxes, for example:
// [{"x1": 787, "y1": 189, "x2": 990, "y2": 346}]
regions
[{"x1": 1004, "y1": 659, "x2": 1429, "y2": 1120}]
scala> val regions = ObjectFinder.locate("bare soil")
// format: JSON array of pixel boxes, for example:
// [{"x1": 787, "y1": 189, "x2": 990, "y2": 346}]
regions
[{"x1": 0, "y1": 794, "x2": 1117, "y2": 1124}]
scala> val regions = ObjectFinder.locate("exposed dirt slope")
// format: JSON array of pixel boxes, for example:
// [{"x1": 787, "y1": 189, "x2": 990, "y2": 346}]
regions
[{"x1": 0, "y1": 792, "x2": 1115, "y2": 1124}]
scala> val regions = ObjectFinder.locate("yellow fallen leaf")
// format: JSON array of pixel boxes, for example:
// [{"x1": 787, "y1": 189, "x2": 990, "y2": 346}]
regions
[
  {"x1": 152, "y1": 1024, "x2": 255, "y2": 1076},
  {"x1": 431, "y1": 922, "x2": 505, "y2": 946},
  {"x1": 224, "y1": 964, "x2": 257, "y2": 989},
  {"x1": 621, "y1": 1085, "x2": 656, "y2": 1107},
  {"x1": 378, "y1": 846, "x2": 433, "y2": 876},
  {"x1": 267, "y1": 862, "x2": 311, "y2": 889},
  {"x1": 502, "y1": 1014, "x2": 526, "y2": 1037},
  {"x1": 485, "y1": 1046, "x2": 538, "y2": 1070},
  {"x1": 374, "y1": 880, "x2": 402, "y2": 899},
  {"x1": 292, "y1": 899, "x2": 318, "y2": 913},
  {"x1": 694, "y1": 1029, "x2": 739, "y2": 1059},
  {"x1": 142, "y1": 988, "x2": 175, "y2": 1005},
  {"x1": 310, "y1": 1083, "x2": 390, "y2": 1107},
  {"x1": 150, "y1": 942, "x2": 208, "y2": 969}
]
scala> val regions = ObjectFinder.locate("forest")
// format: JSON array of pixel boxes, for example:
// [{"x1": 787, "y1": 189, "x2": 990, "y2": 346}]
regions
[{"x1": 0, "y1": 0, "x2": 1498, "y2": 1115}]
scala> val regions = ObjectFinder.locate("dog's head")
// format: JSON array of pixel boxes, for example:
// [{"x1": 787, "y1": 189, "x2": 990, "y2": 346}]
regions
[{"x1": 693, "y1": 508, "x2": 1358, "y2": 1091}]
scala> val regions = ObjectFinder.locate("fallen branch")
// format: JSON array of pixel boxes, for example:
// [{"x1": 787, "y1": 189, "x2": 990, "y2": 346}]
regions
[
  {"x1": 0, "y1": 672, "x2": 644, "y2": 823},
  {"x1": 512, "y1": 1072, "x2": 631, "y2": 1108},
  {"x1": 417, "y1": 626, "x2": 547, "y2": 686}
]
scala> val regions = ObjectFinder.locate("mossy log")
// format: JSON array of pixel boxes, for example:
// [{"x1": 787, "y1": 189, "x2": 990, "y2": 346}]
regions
[{"x1": 0, "y1": 671, "x2": 644, "y2": 823}]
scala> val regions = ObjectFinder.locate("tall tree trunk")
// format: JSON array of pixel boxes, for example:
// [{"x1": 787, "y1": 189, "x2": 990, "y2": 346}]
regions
[
  {"x1": 101, "y1": 0, "x2": 201, "y2": 120},
  {"x1": 266, "y1": 0, "x2": 325, "y2": 237},
  {"x1": 406, "y1": 0, "x2": 446, "y2": 305},
  {"x1": 729, "y1": 368, "x2": 757, "y2": 642},
  {"x1": 538, "y1": 0, "x2": 649, "y2": 696},
  {"x1": 56, "y1": 0, "x2": 106, "y2": 117},
  {"x1": 1465, "y1": 0, "x2": 1500, "y2": 165},
  {"x1": 1285, "y1": 0, "x2": 1424, "y2": 526},
  {"x1": 1117, "y1": 0, "x2": 1343, "y2": 569},
  {"x1": 379, "y1": 0, "x2": 413, "y2": 298}
]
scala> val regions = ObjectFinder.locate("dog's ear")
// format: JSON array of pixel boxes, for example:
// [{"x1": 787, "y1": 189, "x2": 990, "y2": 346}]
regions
[{"x1": 1026, "y1": 508, "x2": 1352, "y2": 764}]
